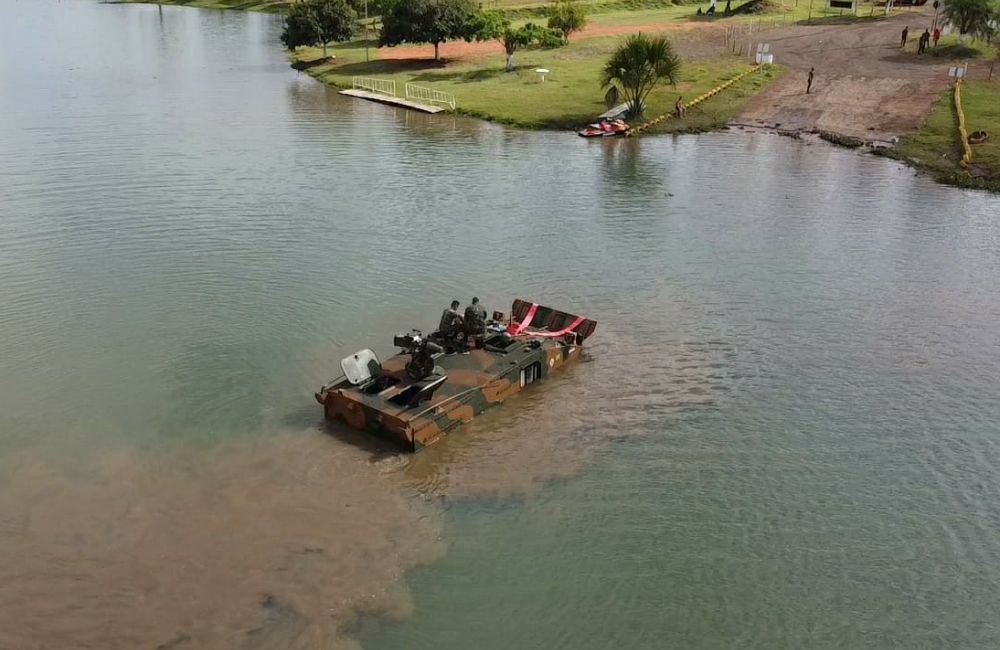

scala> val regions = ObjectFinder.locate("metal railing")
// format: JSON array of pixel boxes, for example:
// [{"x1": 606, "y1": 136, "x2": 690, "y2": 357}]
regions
[
  {"x1": 352, "y1": 76, "x2": 396, "y2": 97},
  {"x1": 405, "y1": 83, "x2": 456, "y2": 110}
]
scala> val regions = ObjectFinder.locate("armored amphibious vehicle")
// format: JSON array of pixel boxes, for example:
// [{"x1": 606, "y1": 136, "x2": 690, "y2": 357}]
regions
[{"x1": 315, "y1": 299, "x2": 597, "y2": 451}]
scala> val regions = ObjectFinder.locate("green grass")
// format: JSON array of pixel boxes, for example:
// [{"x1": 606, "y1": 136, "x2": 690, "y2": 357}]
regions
[
  {"x1": 551, "y1": 0, "x2": 886, "y2": 27},
  {"x1": 896, "y1": 80, "x2": 1000, "y2": 191},
  {"x1": 926, "y1": 33, "x2": 999, "y2": 60},
  {"x1": 297, "y1": 36, "x2": 774, "y2": 130},
  {"x1": 121, "y1": 0, "x2": 294, "y2": 11},
  {"x1": 487, "y1": 0, "x2": 701, "y2": 15},
  {"x1": 125, "y1": 0, "x2": 873, "y2": 22},
  {"x1": 641, "y1": 64, "x2": 784, "y2": 133}
]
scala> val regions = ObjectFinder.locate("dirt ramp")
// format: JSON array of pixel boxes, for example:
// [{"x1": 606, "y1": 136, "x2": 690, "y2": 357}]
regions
[
  {"x1": 740, "y1": 72, "x2": 950, "y2": 140},
  {"x1": 736, "y1": 10, "x2": 959, "y2": 140}
]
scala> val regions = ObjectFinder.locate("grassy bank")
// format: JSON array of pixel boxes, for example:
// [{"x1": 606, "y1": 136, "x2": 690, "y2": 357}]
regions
[
  {"x1": 925, "y1": 34, "x2": 998, "y2": 60},
  {"x1": 296, "y1": 38, "x2": 777, "y2": 130},
  {"x1": 126, "y1": 0, "x2": 881, "y2": 21},
  {"x1": 894, "y1": 80, "x2": 1000, "y2": 192},
  {"x1": 637, "y1": 64, "x2": 783, "y2": 133},
  {"x1": 122, "y1": 0, "x2": 293, "y2": 10}
]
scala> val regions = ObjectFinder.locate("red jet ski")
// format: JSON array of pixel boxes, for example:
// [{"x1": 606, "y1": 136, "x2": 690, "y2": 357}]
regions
[{"x1": 579, "y1": 118, "x2": 628, "y2": 138}]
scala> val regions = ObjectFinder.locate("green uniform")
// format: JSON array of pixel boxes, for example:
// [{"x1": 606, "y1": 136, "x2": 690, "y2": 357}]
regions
[
  {"x1": 464, "y1": 303, "x2": 487, "y2": 335},
  {"x1": 439, "y1": 308, "x2": 462, "y2": 334}
]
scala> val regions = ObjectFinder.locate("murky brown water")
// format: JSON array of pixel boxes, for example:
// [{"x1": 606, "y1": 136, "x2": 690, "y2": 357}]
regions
[
  {"x1": 0, "y1": 436, "x2": 441, "y2": 649},
  {"x1": 3, "y1": 2, "x2": 1000, "y2": 649}
]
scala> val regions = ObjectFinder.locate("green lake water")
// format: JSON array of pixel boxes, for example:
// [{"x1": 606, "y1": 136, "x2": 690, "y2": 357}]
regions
[{"x1": 2, "y1": 2, "x2": 1000, "y2": 648}]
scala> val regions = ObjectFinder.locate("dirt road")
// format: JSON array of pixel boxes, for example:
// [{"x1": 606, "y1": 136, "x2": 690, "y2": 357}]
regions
[
  {"x1": 377, "y1": 20, "x2": 724, "y2": 61},
  {"x1": 737, "y1": 10, "x2": 968, "y2": 140}
]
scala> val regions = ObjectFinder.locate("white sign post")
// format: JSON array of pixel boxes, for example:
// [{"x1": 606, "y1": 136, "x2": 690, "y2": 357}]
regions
[{"x1": 755, "y1": 43, "x2": 770, "y2": 64}]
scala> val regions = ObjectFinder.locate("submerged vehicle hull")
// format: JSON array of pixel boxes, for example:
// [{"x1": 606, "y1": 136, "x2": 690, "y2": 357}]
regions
[{"x1": 315, "y1": 300, "x2": 597, "y2": 451}]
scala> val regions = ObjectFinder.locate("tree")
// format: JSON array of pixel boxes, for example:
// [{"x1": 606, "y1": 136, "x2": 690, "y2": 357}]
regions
[
  {"x1": 347, "y1": 0, "x2": 386, "y2": 16},
  {"x1": 600, "y1": 34, "x2": 681, "y2": 119},
  {"x1": 281, "y1": 0, "x2": 357, "y2": 59},
  {"x1": 379, "y1": 0, "x2": 480, "y2": 62},
  {"x1": 547, "y1": 0, "x2": 587, "y2": 40},
  {"x1": 473, "y1": 12, "x2": 564, "y2": 71},
  {"x1": 941, "y1": 0, "x2": 999, "y2": 42}
]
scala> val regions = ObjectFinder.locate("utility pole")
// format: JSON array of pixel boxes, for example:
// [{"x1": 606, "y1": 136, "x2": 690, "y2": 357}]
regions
[
  {"x1": 931, "y1": 0, "x2": 939, "y2": 31},
  {"x1": 364, "y1": 0, "x2": 370, "y2": 63}
]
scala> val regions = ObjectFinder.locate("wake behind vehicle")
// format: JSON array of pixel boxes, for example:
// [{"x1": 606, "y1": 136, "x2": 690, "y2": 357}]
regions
[{"x1": 315, "y1": 299, "x2": 597, "y2": 451}]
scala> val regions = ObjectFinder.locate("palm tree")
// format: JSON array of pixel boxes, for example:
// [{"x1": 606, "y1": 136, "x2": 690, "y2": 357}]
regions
[
  {"x1": 941, "y1": 0, "x2": 999, "y2": 43},
  {"x1": 601, "y1": 34, "x2": 681, "y2": 119}
]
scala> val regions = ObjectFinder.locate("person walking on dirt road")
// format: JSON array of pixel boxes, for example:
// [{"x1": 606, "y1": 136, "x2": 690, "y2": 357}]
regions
[
  {"x1": 900, "y1": 26, "x2": 909, "y2": 48},
  {"x1": 933, "y1": 27, "x2": 941, "y2": 47},
  {"x1": 807, "y1": 67, "x2": 815, "y2": 94},
  {"x1": 918, "y1": 29, "x2": 930, "y2": 54}
]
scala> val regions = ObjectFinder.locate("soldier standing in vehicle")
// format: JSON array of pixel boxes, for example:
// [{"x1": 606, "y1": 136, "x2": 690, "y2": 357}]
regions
[
  {"x1": 464, "y1": 297, "x2": 487, "y2": 336},
  {"x1": 439, "y1": 300, "x2": 463, "y2": 335}
]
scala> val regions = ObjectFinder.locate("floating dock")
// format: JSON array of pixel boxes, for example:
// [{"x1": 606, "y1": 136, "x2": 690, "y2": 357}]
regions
[{"x1": 339, "y1": 89, "x2": 444, "y2": 114}]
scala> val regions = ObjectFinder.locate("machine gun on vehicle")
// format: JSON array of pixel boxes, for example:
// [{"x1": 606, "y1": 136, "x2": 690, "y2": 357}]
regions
[{"x1": 392, "y1": 330, "x2": 444, "y2": 381}]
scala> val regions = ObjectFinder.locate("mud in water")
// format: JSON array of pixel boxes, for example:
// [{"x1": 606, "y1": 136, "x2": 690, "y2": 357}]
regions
[
  {"x1": 0, "y1": 316, "x2": 728, "y2": 650},
  {"x1": 0, "y1": 434, "x2": 443, "y2": 650}
]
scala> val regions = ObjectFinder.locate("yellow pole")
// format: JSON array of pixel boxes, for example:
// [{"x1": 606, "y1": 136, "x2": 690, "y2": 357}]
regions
[{"x1": 954, "y1": 80, "x2": 973, "y2": 168}]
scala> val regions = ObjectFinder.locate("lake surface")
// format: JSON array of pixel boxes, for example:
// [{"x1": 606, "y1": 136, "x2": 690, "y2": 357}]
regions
[{"x1": 2, "y1": 1, "x2": 1000, "y2": 648}]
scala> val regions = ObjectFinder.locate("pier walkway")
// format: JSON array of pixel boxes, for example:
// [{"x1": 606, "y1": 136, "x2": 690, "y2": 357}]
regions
[{"x1": 339, "y1": 89, "x2": 445, "y2": 114}]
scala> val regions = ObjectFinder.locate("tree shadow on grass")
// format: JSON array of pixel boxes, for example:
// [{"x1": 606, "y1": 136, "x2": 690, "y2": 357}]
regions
[
  {"x1": 881, "y1": 50, "x2": 958, "y2": 64},
  {"x1": 291, "y1": 57, "x2": 334, "y2": 71},
  {"x1": 321, "y1": 58, "x2": 536, "y2": 85},
  {"x1": 929, "y1": 43, "x2": 987, "y2": 59},
  {"x1": 328, "y1": 58, "x2": 520, "y2": 85},
  {"x1": 795, "y1": 13, "x2": 886, "y2": 25},
  {"x1": 410, "y1": 66, "x2": 512, "y2": 83},
  {"x1": 331, "y1": 58, "x2": 452, "y2": 77}
]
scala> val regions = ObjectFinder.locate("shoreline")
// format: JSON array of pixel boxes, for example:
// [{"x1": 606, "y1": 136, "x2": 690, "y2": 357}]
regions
[
  {"x1": 294, "y1": 60, "x2": 783, "y2": 134},
  {"x1": 731, "y1": 122, "x2": 1000, "y2": 193},
  {"x1": 708, "y1": 120, "x2": 1000, "y2": 194},
  {"x1": 126, "y1": 0, "x2": 1000, "y2": 191},
  {"x1": 293, "y1": 48, "x2": 1000, "y2": 192},
  {"x1": 290, "y1": 41, "x2": 785, "y2": 134}
]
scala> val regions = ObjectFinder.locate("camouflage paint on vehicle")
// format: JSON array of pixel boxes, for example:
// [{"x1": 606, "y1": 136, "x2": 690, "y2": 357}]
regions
[{"x1": 315, "y1": 300, "x2": 597, "y2": 451}]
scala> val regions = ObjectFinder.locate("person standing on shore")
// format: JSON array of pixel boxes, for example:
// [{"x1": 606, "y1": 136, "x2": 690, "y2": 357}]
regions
[
  {"x1": 900, "y1": 25, "x2": 909, "y2": 48},
  {"x1": 807, "y1": 67, "x2": 815, "y2": 94}
]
